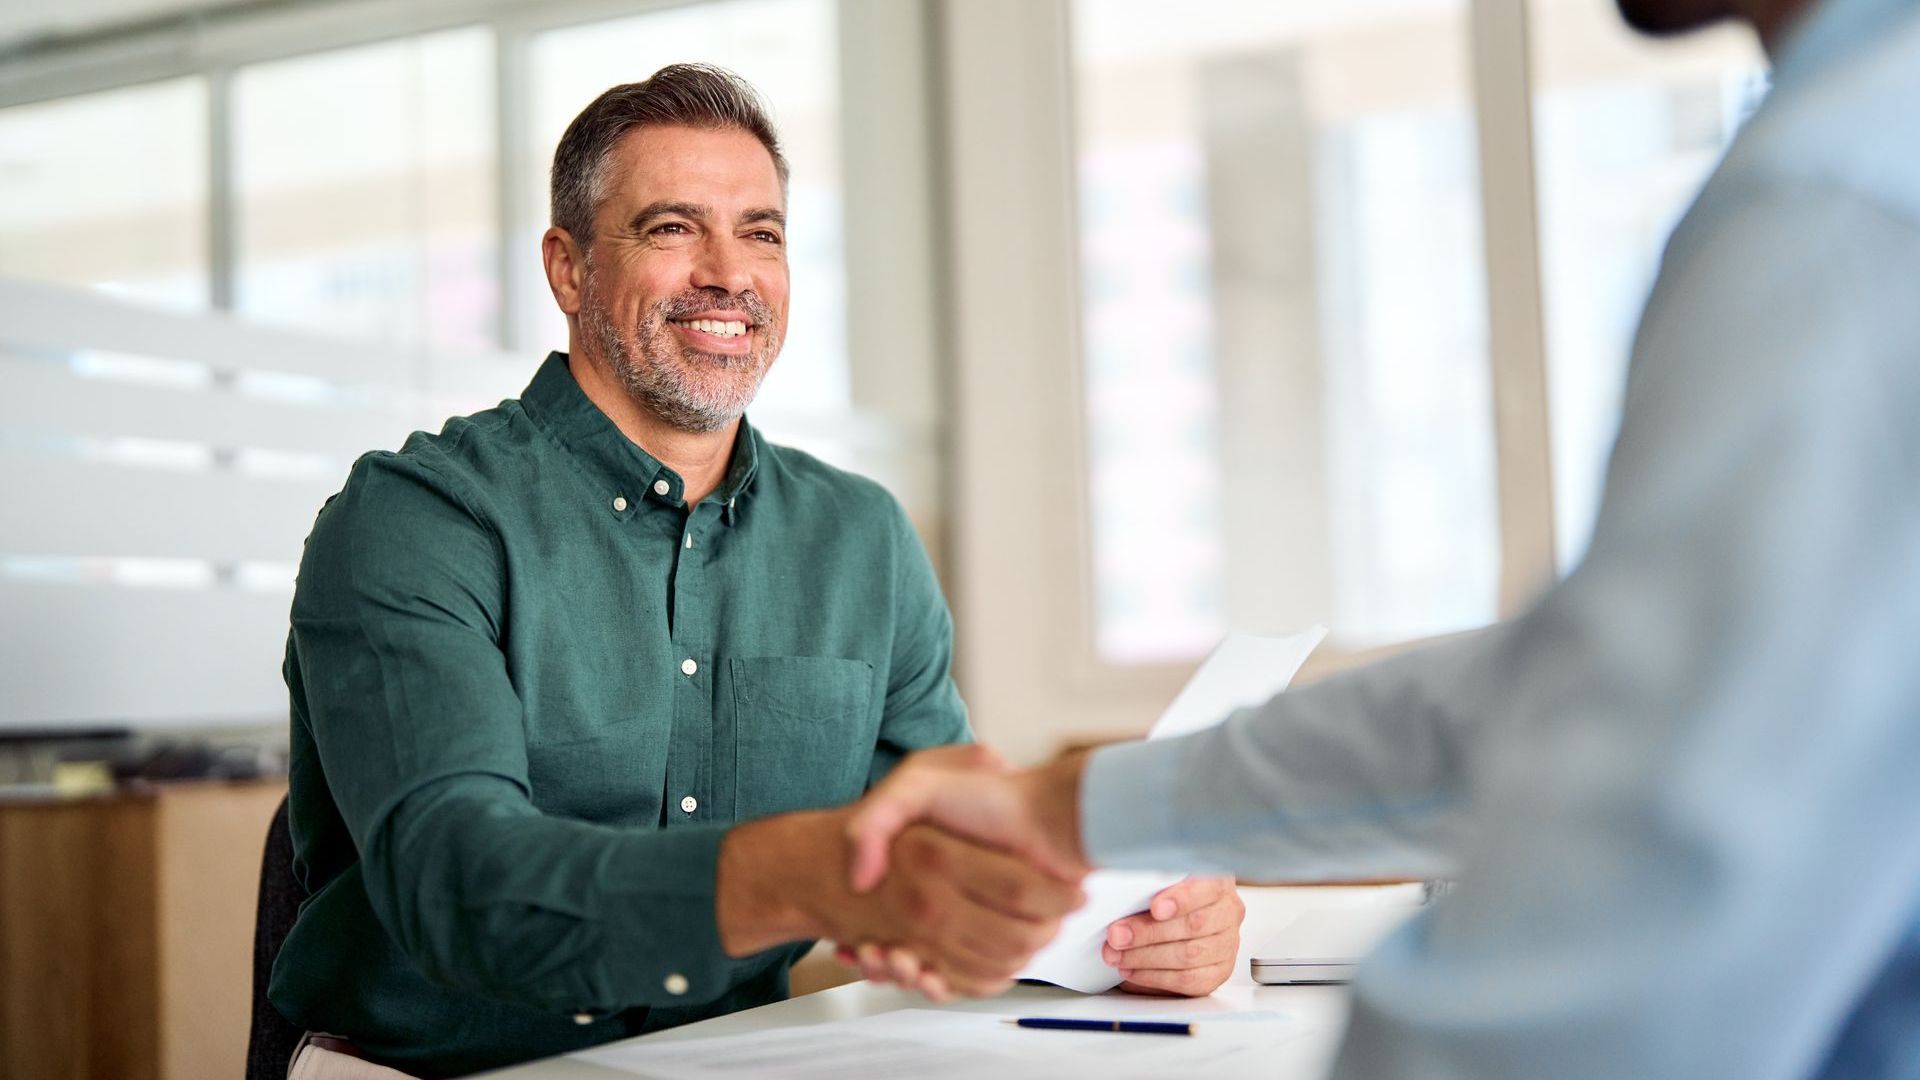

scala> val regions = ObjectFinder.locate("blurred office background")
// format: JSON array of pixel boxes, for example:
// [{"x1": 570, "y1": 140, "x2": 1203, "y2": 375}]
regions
[{"x1": 0, "y1": 0, "x2": 1761, "y2": 1073}]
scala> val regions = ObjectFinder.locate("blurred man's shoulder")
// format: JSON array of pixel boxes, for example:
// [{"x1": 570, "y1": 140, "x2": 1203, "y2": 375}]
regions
[{"x1": 1730, "y1": 8, "x2": 1920, "y2": 223}]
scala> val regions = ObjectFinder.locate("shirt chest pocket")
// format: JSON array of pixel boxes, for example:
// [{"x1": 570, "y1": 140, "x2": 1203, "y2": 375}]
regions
[{"x1": 729, "y1": 656, "x2": 877, "y2": 821}]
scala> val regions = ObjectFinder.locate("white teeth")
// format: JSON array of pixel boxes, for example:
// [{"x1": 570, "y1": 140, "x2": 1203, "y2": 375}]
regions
[{"x1": 677, "y1": 318, "x2": 748, "y2": 337}]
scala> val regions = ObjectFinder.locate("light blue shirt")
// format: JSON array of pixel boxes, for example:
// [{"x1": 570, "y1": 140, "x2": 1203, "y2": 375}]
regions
[{"x1": 1081, "y1": 0, "x2": 1920, "y2": 1075}]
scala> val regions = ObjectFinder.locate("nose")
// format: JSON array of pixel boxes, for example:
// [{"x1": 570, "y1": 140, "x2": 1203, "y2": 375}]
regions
[{"x1": 689, "y1": 233, "x2": 754, "y2": 298}]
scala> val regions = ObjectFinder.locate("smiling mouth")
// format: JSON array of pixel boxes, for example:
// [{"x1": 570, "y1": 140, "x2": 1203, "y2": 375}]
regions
[{"x1": 671, "y1": 317, "x2": 750, "y2": 338}]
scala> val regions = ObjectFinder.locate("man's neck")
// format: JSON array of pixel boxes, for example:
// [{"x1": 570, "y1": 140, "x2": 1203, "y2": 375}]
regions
[{"x1": 565, "y1": 347, "x2": 737, "y2": 506}]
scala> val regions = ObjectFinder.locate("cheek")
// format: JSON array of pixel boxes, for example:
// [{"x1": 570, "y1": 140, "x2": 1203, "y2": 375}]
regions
[
  {"x1": 757, "y1": 264, "x2": 791, "y2": 312},
  {"x1": 612, "y1": 256, "x2": 689, "y2": 316},
  {"x1": 590, "y1": 277, "x2": 647, "y2": 321},
  {"x1": 764, "y1": 310, "x2": 791, "y2": 354}
]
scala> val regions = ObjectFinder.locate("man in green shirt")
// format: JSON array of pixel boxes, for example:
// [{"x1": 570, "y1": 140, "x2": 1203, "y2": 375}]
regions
[{"x1": 272, "y1": 64, "x2": 1241, "y2": 1078}]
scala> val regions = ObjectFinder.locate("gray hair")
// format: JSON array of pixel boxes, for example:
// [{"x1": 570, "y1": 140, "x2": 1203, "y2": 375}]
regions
[{"x1": 549, "y1": 63, "x2": 789, "y2": 248}]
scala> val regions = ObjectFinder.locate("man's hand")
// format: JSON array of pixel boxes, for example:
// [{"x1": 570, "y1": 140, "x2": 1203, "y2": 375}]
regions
[
  {"x1": 1104, "y1": 876, "x2": 1243, "y2": 996},
  {"x1": 839, "y1": 874, "x2": 1245, "y2": 999},
  {"x1": 846, "y1": 745, "x2": 1092, "y2": 893},
  {"x1": 715, "y1": 804, "x2": 1084, "y2": 999}
]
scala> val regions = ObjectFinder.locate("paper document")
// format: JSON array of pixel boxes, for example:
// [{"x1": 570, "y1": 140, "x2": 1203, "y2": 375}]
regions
[
  {"x1": 571, "y1": 1008, "x2": 1293, "y2": 1079},
  {"x1": 1016, "y1": 626, "x2": 1329, "y2": 992}
]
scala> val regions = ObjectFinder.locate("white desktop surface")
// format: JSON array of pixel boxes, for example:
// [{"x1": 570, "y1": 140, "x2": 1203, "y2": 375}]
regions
[{"x1": 476, "y1": 885, "x2": 1421, "y2": 1079}]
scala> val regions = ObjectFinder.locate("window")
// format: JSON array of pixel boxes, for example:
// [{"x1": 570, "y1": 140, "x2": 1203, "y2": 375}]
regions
[
  {"x1": 0, "y1": 78, "x2": 210, "y2": 310},
  {"x1": 233, "y1": 27, "x2": 499, "y2": 351},
  {"x1": 1070, "y1": 0, "x2": 1499, "y2": 662},
  {"x1": 1530, "y1": 0, "x2": 1765, "y2": 567},
  {"x1": 523, "y1": 0, "x2": 849, "y2": 413}
]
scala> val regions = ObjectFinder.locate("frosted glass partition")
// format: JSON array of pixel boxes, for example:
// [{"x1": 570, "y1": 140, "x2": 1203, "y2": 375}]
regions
[
  {"x1": 0, "y1": 278, "x2": 912, "y2": 730},
  {"x1": 0, "y1": 279, "x2": 529, "y2": 730}
]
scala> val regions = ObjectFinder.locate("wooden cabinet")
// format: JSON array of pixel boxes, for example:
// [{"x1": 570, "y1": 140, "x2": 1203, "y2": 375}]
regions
[{"x1": 0, "y1": 780, "x2": 286, "y2": 1080}]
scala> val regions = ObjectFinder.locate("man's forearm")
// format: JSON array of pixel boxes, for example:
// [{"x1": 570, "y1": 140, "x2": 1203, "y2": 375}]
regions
[
  {"x1": 364, "y1": 776, "x2": 739, "y2": 1013},
  {"x1": 714, "y1": 808, "x2": 845, "y2": 957},
  {"x1": 1079, "y1": 637, "x2": 1482, "y2": 879},
  {"x1": 1018, "y1": 751, "x2": 1091, "y2": 874}
]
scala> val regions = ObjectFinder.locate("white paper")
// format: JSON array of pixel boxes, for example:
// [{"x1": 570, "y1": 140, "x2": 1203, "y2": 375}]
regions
[
  {"x1": 1016, "y1": 626, "x2": 1329, "y2": 992},
  {"x1": 571, "y1": 1008, "x2": 1294, "y2": 1079},
  {"x1": 1014, "y1": 869, "x2": 1174, "y2": 992},
  {"x1": 1145, "y1": 627, "x2": 1329, "y2": 741}
]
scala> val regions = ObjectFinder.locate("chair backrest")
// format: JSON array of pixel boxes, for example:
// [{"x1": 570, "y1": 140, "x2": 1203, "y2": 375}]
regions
[{"x1": 245, "y1": 794, "x2": 304, "y2": 1080}]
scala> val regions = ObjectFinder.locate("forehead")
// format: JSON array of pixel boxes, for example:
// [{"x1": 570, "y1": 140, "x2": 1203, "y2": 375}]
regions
[{"x1": 599, "y1": 124, "x2": 784, "y2": 213}]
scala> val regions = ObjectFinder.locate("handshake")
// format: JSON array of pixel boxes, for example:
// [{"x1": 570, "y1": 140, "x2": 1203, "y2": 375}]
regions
[{"x1": 714, "y1": 746, "x2": 1244, "y2": 1001}]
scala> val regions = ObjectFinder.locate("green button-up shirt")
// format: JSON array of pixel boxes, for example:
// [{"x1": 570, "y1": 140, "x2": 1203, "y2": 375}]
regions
[{"x1": 269, "y1": 352, "x2": 968, "y2": 1077}]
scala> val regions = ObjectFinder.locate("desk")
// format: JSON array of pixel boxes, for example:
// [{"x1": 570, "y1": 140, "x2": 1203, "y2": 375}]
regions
[{"x1": 478, "y1": 884, "x2": 1421, "y2": 1079}]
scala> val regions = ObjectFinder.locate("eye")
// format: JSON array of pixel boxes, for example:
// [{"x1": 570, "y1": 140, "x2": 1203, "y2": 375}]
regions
[
  {"x1": 651, "y1": 222, "x2": 691, "y2": 236},
  {"x1": 748, "y1": 229, "x2": 783, "y2": 245}
]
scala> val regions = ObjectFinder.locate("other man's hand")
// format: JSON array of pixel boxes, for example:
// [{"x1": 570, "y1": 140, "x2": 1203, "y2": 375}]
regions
[
  {"x1": 1104, "y1": 876, "x2": 1243, "y2": 996},
  {"x1": 715, "y1": 803, "x2": 1084, "y2": 1000},
  {"x1": 846, "y1": 746, "x2": 1092, "y2": 893},
  {"x1": 844, "y1": 874, "x2": 1243, "y2": 999}
]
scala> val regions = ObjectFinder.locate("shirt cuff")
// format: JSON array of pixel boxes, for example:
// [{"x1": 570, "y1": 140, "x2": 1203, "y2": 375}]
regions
[
  {"x1": 595, "y1": 823, "x2": 736, "y2": 1009},
  {"x1": 1079, "y1": 737, "x2": 1190, "y2": 872}
]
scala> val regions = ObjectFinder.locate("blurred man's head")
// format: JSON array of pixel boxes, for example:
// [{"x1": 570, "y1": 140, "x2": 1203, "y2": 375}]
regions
[
  {"x1": 1615, "y1": 0, "x2": 1812, "y2": 42},
  {"x1": 543, "y1": 64, "x2": 790, "y2": 434}
]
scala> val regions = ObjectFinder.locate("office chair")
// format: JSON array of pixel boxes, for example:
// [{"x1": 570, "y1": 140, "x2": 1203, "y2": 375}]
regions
[{"x1": 245, "y1": 795, "x2": 305, "y2": 1080}]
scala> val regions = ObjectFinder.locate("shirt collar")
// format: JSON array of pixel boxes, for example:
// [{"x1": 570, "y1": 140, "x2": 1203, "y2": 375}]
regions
[
  {"x1": 519, "y1": 351, "x2": 760, "y2": 523},
  {"x1": 1769, "y1": 0, "x2": 1919, "y2": 88}
]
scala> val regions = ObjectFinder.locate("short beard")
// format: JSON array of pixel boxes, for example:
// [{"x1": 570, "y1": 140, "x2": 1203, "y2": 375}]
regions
[{"x1": 579, "y1": 257, "x2": 778, "y2": 434}]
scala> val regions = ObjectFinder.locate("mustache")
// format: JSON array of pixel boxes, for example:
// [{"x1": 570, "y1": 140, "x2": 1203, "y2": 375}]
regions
[{"x1": 657, "y1": 289, "x2": 774, "y2": 327}]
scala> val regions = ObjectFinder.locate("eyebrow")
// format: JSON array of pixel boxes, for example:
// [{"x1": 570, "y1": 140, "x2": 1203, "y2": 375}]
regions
[
  {"x1": 739, "y1": 206, "x2": 786, "y2": 229},
  {"x1": 627, "y1": 200, "x2": 707, "y2": 233},
  {"x1": 626, "y1": 201, "x2": 786, "y2": 233}
]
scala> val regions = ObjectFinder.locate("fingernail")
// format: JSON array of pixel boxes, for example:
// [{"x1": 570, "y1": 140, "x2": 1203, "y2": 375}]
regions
[
  {"x1": 1109, "y1": 925, "x2": 1132, "y2": 947},
  {"x1": 1152, "y1": 898, "x2": 1176, "y2": 920},
  {"x1": 1101, "y1": 947, "x2": 1120, "y2": 965}
]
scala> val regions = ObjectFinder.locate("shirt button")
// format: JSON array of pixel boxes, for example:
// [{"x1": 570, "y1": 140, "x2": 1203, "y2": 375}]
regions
[
  {"x1": 572, "y1": 1012, "x2": 594, "y2": 1025},
  {"x1": 653, "y1": 479, "x2": 671, "y2": 497},
  {"x1": 681, "y1": 658, "x2": 698, "y2": 676},
  {"x1": 611, "y1": 496, "x2": 627, "y2": 512},
  {"x1": 680, "y1": 795, "x2": 698, "y2": 814},
  {"x1": 684, "y1": 533, "x2": 692, "y2": 549},
  {"x1": 664, "y1": 973, "x2": 689, "y2": 996}
]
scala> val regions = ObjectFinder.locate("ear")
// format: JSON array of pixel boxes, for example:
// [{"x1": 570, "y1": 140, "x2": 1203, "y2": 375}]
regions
[{"x1": 542, "y1": 227, "x2": 586, "y2": 317}]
